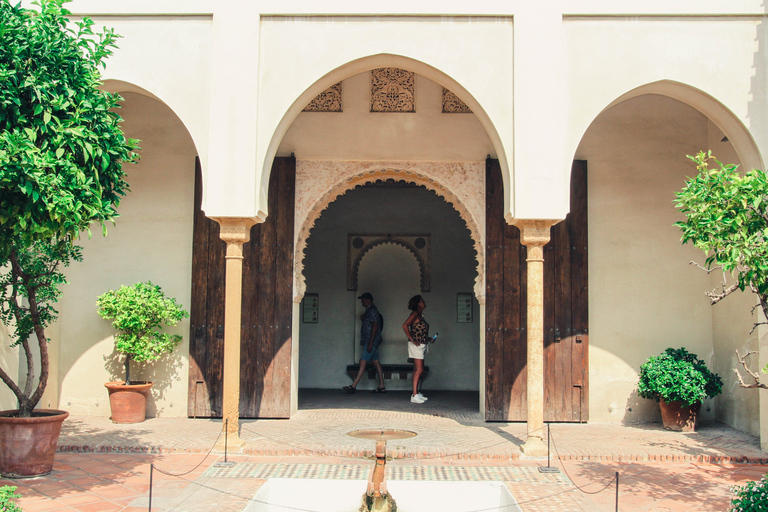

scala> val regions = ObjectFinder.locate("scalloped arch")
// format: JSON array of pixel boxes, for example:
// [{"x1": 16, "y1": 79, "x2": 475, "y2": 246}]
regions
[
  {"x1": 350, "y1": 236, "x2": 429, "y2": 292},
  {"x1": 294, "y1": 168, "x2": 484, "y2": 302}
]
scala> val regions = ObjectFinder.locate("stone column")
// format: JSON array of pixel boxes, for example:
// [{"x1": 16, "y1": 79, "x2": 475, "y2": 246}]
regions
[
  {"x1": 514, "y1": 219, "x2": 557, "y2": 457},
  {"x1": 214, "y1": 217, "x2": 257, "y2": 449}
]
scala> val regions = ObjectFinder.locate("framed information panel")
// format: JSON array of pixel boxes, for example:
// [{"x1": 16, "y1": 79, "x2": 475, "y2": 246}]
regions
[
  {"x1": 303, "y1": 293, "x2": 319, "y2": 323},
  {"x1": 457, "y1": 293, "x2": 473, "y2": 323}
]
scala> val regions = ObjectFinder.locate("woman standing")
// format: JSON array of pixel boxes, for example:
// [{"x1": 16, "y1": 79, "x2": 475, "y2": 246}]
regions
[{"x1": 402, "y1": 294, "x2": 430, "y2": 404}]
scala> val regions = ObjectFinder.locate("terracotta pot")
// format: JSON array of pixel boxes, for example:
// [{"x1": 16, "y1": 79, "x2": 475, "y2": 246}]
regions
[
  {"x1": 105, "y1": 381, "x2": 153, "y2": 424},
  {"x1": 0, "y1": 409, "x2": 69, "y2": 478},
  {"x1": 659, "y1": 398, "x2": 701, "y2": 432}
]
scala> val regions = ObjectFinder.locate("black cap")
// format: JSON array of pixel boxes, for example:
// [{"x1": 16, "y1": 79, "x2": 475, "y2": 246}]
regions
[{"x1": 357, "y1": 292, "x2": 373, "y2": 301}]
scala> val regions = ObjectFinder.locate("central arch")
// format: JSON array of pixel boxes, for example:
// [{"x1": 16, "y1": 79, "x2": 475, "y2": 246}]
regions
[{"x1": 261, "y1": 53, "x2": 513, "y2": 223}]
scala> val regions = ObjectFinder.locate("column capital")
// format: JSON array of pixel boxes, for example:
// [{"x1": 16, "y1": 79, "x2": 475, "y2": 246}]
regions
[
  {"x1": 212, "y1": 217, "x2": 259, "y2": 245},
  {"x1": 511, "y1": 219, "x2": 560, "y2": 247}
]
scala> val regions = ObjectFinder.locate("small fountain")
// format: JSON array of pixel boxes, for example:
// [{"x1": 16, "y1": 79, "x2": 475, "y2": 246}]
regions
[{"x1": 347, "y1": 429, "x2": 417, "y2": 512}]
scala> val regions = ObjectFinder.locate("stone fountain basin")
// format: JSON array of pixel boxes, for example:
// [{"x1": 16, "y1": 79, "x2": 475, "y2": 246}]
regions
[{"x1": 244, "y1": 478, "x2": 520, "y2": 512}]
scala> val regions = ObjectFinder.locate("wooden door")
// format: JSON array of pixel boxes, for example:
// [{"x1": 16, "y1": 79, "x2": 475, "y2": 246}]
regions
[
  {"x1": 485, "y1": 159, "x2": 588, "y2": 422},
  {"x1": 188, "y1": 157, "x2": 295, "y2": 418}
]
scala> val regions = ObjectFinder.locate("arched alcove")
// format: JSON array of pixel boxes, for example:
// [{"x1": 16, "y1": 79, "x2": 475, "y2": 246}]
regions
[
  {"x1": 57, "y1": 82, "x2": 197, "y2": 418},
  {"x1": 575, "y1": 84, "x2": 763, "y2": 431}
]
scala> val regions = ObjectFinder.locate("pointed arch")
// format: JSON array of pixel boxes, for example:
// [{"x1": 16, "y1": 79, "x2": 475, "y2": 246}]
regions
[
  {"x1": 572, "y1": 79, "x2": 763, "y2": 173},
  {"x1": 260, "y1": 53, "x2": 513, "y2": 221}
]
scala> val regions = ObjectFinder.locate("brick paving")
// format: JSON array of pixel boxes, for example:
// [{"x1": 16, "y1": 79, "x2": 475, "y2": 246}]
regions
[{"x1": 2, "y1": 390, "x2": 768, "y2": 511}]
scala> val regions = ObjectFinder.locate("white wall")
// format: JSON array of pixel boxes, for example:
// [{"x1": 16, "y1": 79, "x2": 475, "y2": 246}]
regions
[
  {"x1": 55, "y1": 92, "x2": 196, "y2": 418},
  {"x1": 299, "y1": 184, "x2": 479, "y2": 391}
]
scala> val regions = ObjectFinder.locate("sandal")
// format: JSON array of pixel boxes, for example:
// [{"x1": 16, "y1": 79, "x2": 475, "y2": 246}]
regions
[
  {"x1": 372, "y1": 387, "x2": 386, "y2": 393},
  {"x1": 343, "y1": 385, "x2": 356, "y2": 394}
]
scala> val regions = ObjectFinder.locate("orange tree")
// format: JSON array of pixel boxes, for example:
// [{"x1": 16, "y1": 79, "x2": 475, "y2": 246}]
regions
[{"x1": 0, "y1": 0, "x2": 137, "y2": 416}]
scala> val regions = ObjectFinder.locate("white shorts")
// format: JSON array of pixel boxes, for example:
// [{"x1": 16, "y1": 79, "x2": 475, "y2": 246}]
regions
[{"x1": 408, "y1": 341, "x2": 427, "y2": 359}]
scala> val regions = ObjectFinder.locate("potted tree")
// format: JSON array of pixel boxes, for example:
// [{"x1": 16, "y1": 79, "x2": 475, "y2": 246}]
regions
[
  {"x1": 0, "y1": 0, "x2": 137, "y2": 477},
  {"x1": 638, "y1": 347, "x2": 723, "y2": 432},
  {"x1": 97, "y1": 282, "x2": 188, "y2": 423}
]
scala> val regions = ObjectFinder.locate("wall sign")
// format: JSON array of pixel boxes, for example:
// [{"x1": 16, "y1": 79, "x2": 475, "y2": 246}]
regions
[
  {"x1": 303, "y1": 293, "x2": 319, "y2": 323},
  {"x1": 457, "y1": 293, "x2": 473, "y2": 323}
]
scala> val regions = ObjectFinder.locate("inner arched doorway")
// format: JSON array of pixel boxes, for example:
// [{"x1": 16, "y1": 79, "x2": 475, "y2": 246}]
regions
[{"x1": 299, "y1": 180, "x2": 480, "y2": 396}]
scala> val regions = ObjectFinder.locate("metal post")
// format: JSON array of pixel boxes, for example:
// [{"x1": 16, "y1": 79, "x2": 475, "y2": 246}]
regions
[
  {"x1": 547, "y1": 423, "x2": 551, "y2": 467},
  {"x1": 214, "y1": 418, "x2": 236, "y2": 468},
  {"x1": 538, "y1": 423, "x2": 559, "y2": 473},
  {"x1": 148, "y1": 463, "x2": 153, "y2": 512},
  {"x1": 615, "y1": 471, "x2": 619, "y2": 512}
]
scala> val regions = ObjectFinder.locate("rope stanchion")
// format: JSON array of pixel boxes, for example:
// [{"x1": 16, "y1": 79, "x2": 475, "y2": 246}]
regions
[
  {"x1": 615, "y1": 471, "x2": 619, "y2": 512},
  {"x1": 214, "y1": 418, "x2": 236, "y2": 468},
  {"x1": 148, "y1": 463, "x2": 153, "y2": 512},
  {"x1": 538, "y1": 423, "x2": 559, "y2": 473}
]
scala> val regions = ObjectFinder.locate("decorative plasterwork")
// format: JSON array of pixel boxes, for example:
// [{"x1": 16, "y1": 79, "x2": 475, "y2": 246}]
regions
[
  {"x1": 303, "y1": 82, "x2": 342, "y2": 112},
  {"x1": 371, "y1": 68, "x2": 415, "y2": 112},
  {"x1": 293, "y1": 161, "x2": 485, "y2": 303},
  {"x1": 442, "y1": 88, "x2": 472, "y2": 113},
  {"x1": 348, "y1": 234, "x2": 431, "y2": 292}
]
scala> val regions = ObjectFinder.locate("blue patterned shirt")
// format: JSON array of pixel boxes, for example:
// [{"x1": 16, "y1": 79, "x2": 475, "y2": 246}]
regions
[{"x1": 360, "y1": 304, "x2": 382, "y2": 347}]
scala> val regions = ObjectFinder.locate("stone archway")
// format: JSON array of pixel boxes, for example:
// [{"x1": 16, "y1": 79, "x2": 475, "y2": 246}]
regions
[{"x1": 293, "y1": 162, "x2": 485, "y2": 304}]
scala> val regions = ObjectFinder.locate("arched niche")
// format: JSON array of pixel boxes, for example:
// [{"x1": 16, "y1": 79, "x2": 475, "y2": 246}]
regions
[{"x1": 347, "y1": 234, "x2": 430, "y2": 292}]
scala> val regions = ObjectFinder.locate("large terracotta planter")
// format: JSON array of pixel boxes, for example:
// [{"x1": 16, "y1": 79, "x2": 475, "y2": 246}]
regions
[
  {"x1": 105, "y1": 381, "x2": 153, "y2": 424},
  {"x1": 659, "y1": 398, "x2": 701, "y2": 432},
  {"x1": 0, "y1": 409, "x2": 69, "y2": 478}
]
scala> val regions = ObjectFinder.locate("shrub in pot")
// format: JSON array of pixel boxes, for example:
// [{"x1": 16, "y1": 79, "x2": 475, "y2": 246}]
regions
[
  {"x1": 637, "y1": 347, "x2": 722, "y2": 431},
  {"x1": 97, "y1": 282, "x2": 188, "y2": 423}
]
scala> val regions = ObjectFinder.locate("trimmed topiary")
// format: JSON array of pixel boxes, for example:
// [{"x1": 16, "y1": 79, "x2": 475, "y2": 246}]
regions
[
  {"x1": 96, "y1": 281, "x2": 189, "y2": 385},
  {"x1": 638, "y1": 347, "x2": 722, "y2": 407}
]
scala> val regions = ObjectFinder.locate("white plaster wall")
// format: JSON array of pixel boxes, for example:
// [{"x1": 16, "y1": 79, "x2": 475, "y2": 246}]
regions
[
  {"x1": 577, "y1": 95, "x2": 720, "y2": 423},
  {"x1": 56, "y1": 93, "x2": 196, "y2": 418},
  {"x1": 299, "y1": 184, "x2": 479, "y2": 391}
]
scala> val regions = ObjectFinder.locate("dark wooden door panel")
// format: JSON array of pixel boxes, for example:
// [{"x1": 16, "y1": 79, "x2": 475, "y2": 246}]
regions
[
  {"x1": 189, "y1": 157, "x2": 295, "y2": 419},
  {"x1": 485, "y1": 159, "x2": 588, "y2": 422}
]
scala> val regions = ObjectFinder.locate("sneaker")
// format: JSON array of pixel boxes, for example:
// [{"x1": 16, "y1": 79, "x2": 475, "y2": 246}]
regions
[
  {"x1": 410, "y1": 394, "x2": 426, "y2": 404},
  {"x1": 416, "y1": 393, "x2": 428, "y2": 401}
]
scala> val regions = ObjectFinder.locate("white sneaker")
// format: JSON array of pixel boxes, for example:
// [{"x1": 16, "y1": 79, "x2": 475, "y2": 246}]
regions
[
  {"x1": 416, "y1": 393, "x2": 428, "y2": 401},
  {"x1": 410, "y1": 394, "x2": 426, "y2": 404}
]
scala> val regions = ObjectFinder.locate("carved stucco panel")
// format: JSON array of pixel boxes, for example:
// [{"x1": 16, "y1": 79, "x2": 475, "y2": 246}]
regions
[
  {"x1": 303, "y1": 82, "x2": 342, "y2": 112},
  {"x1": 293, "y1": 160, "x2": 486, "y2": 303}
]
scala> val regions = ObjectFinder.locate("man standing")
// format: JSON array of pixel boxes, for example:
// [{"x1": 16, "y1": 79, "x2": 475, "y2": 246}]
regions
[{"x1": 343, "y1": 292, "x2": 386, "y2": 393}]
